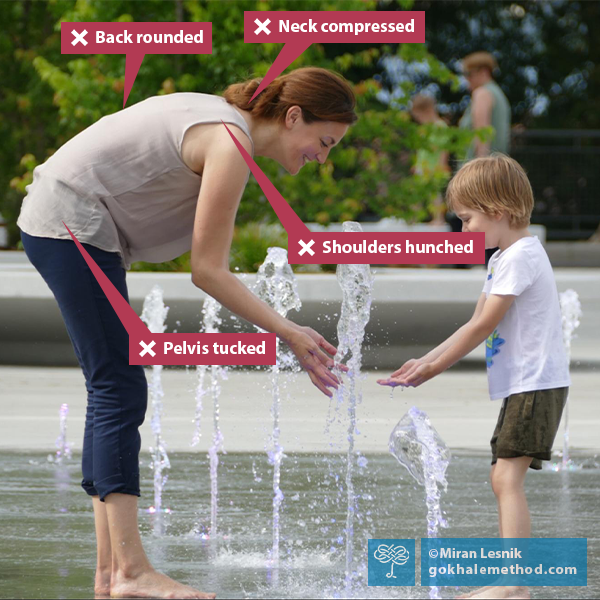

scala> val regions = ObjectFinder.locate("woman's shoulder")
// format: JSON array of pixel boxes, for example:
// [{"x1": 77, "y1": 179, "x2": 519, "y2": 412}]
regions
[{"x1": 139, "y1": 91, "x2": 225, "y2": 110}]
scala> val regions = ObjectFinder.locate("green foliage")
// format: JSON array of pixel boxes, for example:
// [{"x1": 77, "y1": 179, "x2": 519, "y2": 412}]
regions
[
  {"x1": 229, "y1": 222, "x2": 288, "y2": 272},
  {"x1": 129, "y1": 222, "x2": 288, "y2": 274},
  {"x1": 1, "y1": 0, "x2": 476, "y2": 267}
]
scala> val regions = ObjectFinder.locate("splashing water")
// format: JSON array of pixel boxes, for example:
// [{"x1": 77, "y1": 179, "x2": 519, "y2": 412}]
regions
[
  {"x1": 206, "y1": 296, "x2": 227, "y2": 538},
  {"x1": 389, "y1": 406, "x2": 450, "y2": 599},
  {"x1": 49, "y1": 403, "x2": 72, "y2": 464},
  {"x1": 547, "y1": 290, "x2": 583, "y2": 472},
  {"x1": 191, "y1": 361, "x2": 208, "y2": 449},
  {"x1": 334, "y1": 222, "x2": 374, "y2": 590},
  {"x1": 255, "y1": 247, "x2": 301, "y2": 570},
  {"x1": 141, "y1": 285, "x2": 171, "y2": 523}
]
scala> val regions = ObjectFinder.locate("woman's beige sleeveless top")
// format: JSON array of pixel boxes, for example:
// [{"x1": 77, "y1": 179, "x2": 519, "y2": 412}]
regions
[{"x1": 17, "y1": 93, "x2": 253, "y2": 268}]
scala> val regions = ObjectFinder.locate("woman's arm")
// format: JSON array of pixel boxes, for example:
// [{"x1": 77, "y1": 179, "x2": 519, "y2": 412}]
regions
[{"x1": 189, "y1": 125, "x2": 340, "y2": 396}]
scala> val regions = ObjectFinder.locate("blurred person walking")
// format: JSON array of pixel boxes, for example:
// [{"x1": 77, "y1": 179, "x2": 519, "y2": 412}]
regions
[
  {"x1": 459, "y1": 51, "x2": 511, "y2": 159},
  {"x1": 456, "y1": 52, "x2": 512, "y2": 266}
]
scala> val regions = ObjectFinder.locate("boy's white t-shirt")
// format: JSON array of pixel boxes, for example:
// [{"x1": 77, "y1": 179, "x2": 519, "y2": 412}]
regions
[{"x1": 482, "y1": 236, "x2": 570, "y2": 400}]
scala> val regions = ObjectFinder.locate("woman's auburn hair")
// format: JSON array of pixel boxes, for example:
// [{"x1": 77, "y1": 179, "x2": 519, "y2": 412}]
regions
[{"x1": 223, "y1": 67, "x2": 358, "y2": 125}]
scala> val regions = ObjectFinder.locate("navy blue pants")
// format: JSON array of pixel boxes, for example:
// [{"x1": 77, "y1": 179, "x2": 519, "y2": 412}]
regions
[{"x1": 21, "y1": 231, "x2": 148, "y2": 501}]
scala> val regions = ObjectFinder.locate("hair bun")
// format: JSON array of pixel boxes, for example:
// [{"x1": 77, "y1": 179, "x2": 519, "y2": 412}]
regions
[{"x1": 223, "y1": 67, "x2": 357, "y2": 125}]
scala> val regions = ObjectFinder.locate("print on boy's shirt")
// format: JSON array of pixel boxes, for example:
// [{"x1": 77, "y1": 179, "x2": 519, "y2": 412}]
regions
[
  {"x1": 486, "y1": 329, "x2": 505, "y2": 367},
  {"x1": 487, "y1": 266, "x2": 494, "y2": 281}
]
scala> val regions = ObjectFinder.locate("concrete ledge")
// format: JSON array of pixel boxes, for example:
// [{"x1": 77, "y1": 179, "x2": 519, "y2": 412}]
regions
[
  {"x1": 545, "y1": 242, "x2": 600, "y2": 268},
  {"x1": 1, "y1": 252, "x2": 599, "y2": 368},
  {"x1": 2, "y1": 368, "x2": 598, "y2": 453}
]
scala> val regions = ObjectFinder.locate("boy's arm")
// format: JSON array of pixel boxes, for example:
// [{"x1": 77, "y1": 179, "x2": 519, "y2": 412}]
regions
[
  {"x1": 399, "y1": 294, "x2": 515, "y2": 387},
  {"x1": 378, "y1": 293, "x2": 488, "y2": 386},
  {"x1": 421, "y1": 293, "x2": 488, "y2": 363},
  {"x1": 377, "y1": 294, "x2": 513, "y2": 388}
]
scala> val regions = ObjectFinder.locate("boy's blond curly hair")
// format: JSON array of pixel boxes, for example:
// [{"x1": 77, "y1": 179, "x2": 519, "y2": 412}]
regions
[{"x1": 446, "y1": 154, "x2": 534, "y2": 229}]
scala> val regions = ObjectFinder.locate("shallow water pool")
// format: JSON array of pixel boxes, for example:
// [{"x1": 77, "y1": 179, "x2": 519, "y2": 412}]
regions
[{"x1": 0, "y1": 451, "x2": 598, "y2": 599}]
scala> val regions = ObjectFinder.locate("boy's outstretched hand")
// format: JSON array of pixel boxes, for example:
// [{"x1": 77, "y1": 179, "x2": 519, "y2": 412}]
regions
[{"x1": 377, "y1": 358, "x2": 441, "y2": 388}]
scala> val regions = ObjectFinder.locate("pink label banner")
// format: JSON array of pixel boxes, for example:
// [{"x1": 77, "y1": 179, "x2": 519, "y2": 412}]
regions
[
  {"x1": 244, "y1": 11, "x2": 424, "y2": 100},
  {"x1": 130, "y1": 333, "x2": 276, "y2": 366},
  {"x1": 61, "y1": 22, "x2": 212, "y2": 107},
  {"x1": 288, "y1": 232, "x2": 485, "y2": 265}
]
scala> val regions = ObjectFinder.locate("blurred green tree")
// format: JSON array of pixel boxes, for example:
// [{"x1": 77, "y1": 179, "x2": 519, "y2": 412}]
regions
[{"x1": 410, "y1": 0, "x2": 598, "y2": 128}]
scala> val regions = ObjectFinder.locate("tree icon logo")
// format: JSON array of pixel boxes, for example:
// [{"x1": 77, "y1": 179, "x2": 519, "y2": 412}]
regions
[{"x1": 373, "y1": 544, "x2": 410, "y2": 579}]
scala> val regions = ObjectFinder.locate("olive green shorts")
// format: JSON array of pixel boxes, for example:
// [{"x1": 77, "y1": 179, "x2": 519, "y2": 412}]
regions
[{"x1": 490, "y1": 387, "x2": 568, "y2": 471}]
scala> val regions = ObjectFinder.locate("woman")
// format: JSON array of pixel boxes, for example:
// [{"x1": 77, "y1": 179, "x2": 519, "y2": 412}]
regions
[{"x1": 17, "y1": 67, "x2": 357, "y2": 599}]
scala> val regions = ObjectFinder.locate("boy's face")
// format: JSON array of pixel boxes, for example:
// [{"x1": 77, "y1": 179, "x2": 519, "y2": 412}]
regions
[{"x1": 453, "y1": 202, "x2": 504, "y2": 249}]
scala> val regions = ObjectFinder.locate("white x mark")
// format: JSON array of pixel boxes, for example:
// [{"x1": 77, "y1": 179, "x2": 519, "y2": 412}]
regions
[
  {"x1": 298, "y1": 239, "x2": 316, "y2": 257},
  {"x1": 71, "y1": 29, "x2": 88, "y2": 46},
  {"x1": 254, "y1": 18, "x2": 271, "y2": 35},
  {"x1": 139, "y1": 340, "x2": 156, "y2": 357}
]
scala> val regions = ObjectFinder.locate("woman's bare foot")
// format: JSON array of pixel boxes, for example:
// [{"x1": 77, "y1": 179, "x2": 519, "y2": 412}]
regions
[
  {"x1": 110, "y1": 568, "x2": 216, "y2": 599},
  {"x1": 94, "y1": 568, "x2": 111, "y2": 597}
]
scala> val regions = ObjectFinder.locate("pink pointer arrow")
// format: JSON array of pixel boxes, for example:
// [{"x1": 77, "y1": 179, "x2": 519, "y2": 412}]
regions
[
  {"x1": 63, "y1": 221, "x2": 150, "y2": 338},
  {"x1": 222, "y1": 122, "x2": 310, "y2": 237}
]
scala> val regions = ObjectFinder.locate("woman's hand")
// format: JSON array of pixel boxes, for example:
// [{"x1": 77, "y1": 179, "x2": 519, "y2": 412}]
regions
[{"x1": 284, "y1": 325, "x2": 344, "y2": 397}]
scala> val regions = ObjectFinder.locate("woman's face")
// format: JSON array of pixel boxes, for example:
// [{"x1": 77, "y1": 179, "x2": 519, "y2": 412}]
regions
[{"x1": 278, "y1": 106, "x2": 349, "y2": 175}]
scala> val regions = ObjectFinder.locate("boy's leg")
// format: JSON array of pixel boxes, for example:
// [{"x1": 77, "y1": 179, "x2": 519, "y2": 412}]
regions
[
  {"x1": 465, "y1": 459, "x2": 532, "y2": 596},
  {"x1": 491, "y1": 464, "x2": 503, "y2": 538},
  {"x1": 491, "y1": 456, "x2": 532, "y2": 538},
  {"x1": 457, "y1": 402, "x2": 523, "y2": 600},
  {"x1": 456, "y1": 467, "x2": 512, "y2": 600},
  {"x1": 462, "y1": 453, "x2": 533, "y2": 597}
]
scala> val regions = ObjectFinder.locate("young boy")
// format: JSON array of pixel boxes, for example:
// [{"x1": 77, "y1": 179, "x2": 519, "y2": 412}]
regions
[{"x1": 378, "y1": 154, "x2": 570, "y2": 599}]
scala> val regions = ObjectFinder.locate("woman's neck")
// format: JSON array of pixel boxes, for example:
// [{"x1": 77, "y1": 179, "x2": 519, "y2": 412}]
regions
[{"x1": 231, "y1": 106, "x2": 281, "y2": 158}]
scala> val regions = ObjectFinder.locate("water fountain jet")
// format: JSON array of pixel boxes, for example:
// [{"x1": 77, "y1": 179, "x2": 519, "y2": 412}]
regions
[
  {"x1": 255, "y1": 247, "x2": 302, "y2": 571},
  {"x1": 333, "y1": 222, "x2": 374, "y2": 590},
  {"x1": 141, "y1": 285, "x2": 171, "y2": 528},
  {"x1": 547, "y1": 289, "x2": 583, "y2": 472},
  {"x1": 389, "y1": 406, "x2": 450, "y2": 599}
]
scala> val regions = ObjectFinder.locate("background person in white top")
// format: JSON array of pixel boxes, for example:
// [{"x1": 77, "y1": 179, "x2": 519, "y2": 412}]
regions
[
  {"x1": 17, "y1": 67, "x2": 356, "y2": 600},
  {"x1": 378, "y1": 154, "x2": 570, "y2": 600}
]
